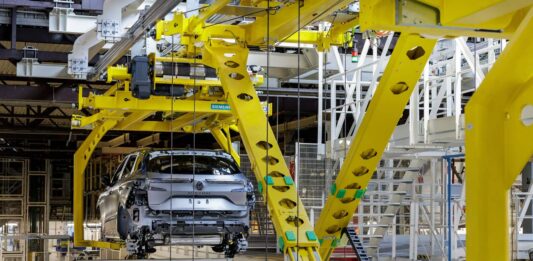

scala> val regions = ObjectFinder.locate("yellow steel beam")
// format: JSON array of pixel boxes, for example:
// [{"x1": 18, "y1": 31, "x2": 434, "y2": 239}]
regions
[
  {"x1": 72, "y1": 110, "x2": 125, "y2": 129},
  {"x1": 283, "y1": 16, "x2": 359, "y2": 51},
  {"x1": 242, "y1": 0, "x2": 353, "y2": 46},
  {"x1": 114, "y1": 112, "x2": 154, "y2": 130},
  {"x1": 180, "y1": 114, "x2": 234, "y2": 134},
  {"x1": 210, "y1": 126, "x2": 241, "y2": 165},
  {"x1": 465, "y1": 7, "x2": 533, "y2": 261},
  {"x1": 188, "y1": 0, "x2": 231, "y2": 31},
  {"x1": 80, "y1": 91, "x2": 233, "y2": 114},
  {"x1": 360, "y1": 0, "x2": 530, "y2": 38},
  {"x1": 86, "y1": 240, "x2": 123, "y2": 250},
  {"x1": 314, "y1": 34, "x2": 436, "y2": 260},
  {"x1": 73, "y1": 120, "x2": 118, "y2": 247},
  {"x1": 442, "y1": 0, "x2": 533, "y2": 25},
  {"x1": 155, "y1": 5, "x2": 356, "y2": 53},
  {"x1": 202, "y1": 40, "x2": 320, "y2": 260},
  {"x1": 153, "y1": 77, "x2": 223, "y2": 87},
  {"x1": 166, "y1": 112, "x2": 212, "y2": 131}
]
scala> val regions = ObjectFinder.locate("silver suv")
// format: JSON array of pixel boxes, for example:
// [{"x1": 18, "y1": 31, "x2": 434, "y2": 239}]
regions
[{"x1": 97, "y1": 149, "x2": 255, "y2": 258}]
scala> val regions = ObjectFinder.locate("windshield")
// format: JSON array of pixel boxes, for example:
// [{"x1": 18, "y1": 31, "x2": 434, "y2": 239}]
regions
[{"x1": 147, "y1": 155, "x2": 240, "y2": 175}]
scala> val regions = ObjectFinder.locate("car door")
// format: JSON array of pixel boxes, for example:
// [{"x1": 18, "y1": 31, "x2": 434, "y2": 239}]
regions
[
  {"x1": 115, "y1": 153, "x2": 139, "y2": 206},
  {"x1": 99, "y1": 155, "x2": 129, "y2": 239},
  {"x1": 107, "y1": 153, "x2": 139, "y2": 238}
]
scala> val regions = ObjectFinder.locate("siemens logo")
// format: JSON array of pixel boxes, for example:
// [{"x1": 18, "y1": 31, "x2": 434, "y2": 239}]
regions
[{"x1": 210, "y1": 104, "x2": 230, "y2": 110}]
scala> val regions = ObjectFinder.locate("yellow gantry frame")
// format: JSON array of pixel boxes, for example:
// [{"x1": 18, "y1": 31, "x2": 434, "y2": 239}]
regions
[
  {"x1": 315, "y1": 34, "x2": 437, "y2": 259},
  {"x1": 201, "y1": 40, "x2": 321, "y2": 260},
  {"x1": 465, "y1": 8, "x2": 533, "y2": 260},
  {"x1": 72, "y1": 79, "x2": 261, "y2": 248},
  {"x1": 144, "y1": 1, "x2": 358, "y2": 258},
  {"x1": 70, "y1": 1, "x2": 533, "y2": 259},
  {"x1": 314, "y1": 0, "x2": 533, "y2": 260},
  {"x1": 74, "y1": 119, "x2": 122, "y2": 249}
]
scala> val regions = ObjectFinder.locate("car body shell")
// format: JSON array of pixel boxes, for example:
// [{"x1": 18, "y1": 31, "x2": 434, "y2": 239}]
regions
[{"x1": 97, "y1": 149, "x2": 254, "y2": 249}]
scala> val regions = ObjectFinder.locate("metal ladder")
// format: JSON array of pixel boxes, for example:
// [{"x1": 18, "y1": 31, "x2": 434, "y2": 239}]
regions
[{"x1": 344, "y1": 227, "x2": 370, "y2": 261}]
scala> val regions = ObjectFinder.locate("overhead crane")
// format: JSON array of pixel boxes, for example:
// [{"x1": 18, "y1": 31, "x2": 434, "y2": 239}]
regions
[
  {"x1": 72, "y1": 0, "x2": 357, "y2": 259},
  {"x1": 70, "y1": 0, "x2": 533, "y2": 260}
]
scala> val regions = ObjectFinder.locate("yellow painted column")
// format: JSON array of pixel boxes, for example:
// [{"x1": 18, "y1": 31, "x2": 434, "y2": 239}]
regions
[
  {"x1": 465, "y1": 7, "x2": 533, "y2": 261},
  {"x1": 313, "y1": 33, "x2": 436, "y2": 260},
  {"x1": 73, "y1": 120, "x2": 117, "y2": 246},
  {"x1": 203, "y1": 40, "x2": 321, "y2": 261}
]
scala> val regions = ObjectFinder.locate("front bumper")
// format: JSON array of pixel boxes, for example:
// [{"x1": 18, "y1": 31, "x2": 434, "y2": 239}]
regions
[{"x1": 151, "y1": 219, "x2": 248, "y2": 235}]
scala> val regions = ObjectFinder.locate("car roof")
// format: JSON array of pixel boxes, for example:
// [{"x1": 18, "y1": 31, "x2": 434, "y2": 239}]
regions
[{"x1": 143, "y1": 149, "x2": 234, "y2": 160}]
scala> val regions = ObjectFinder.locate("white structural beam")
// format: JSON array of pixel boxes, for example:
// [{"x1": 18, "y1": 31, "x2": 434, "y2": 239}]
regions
[
  {"x1": 317, "y1": 24, "x2": 325, "y2": 146},
  {"x1": 68, "y1": 0, "x2": 141, "y2": 79},
  {"x1": 16, "y1": 59, "x2": 69, "y2": 79},
  {"x1": 48, "y1": 7, "x2": 96, "y2": 34},
  {"x1": 248, "y1": 51, "x2": 316, "y2": 69},
  {"x1": 455, "y1": 37, "x2": 485, "y2": 85}
]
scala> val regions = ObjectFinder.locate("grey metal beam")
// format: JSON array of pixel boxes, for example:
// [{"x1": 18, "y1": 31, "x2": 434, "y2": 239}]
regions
[
  {"x1": 0, "y1": 113, "x2": 69, "y2": 120},
  {"x1": 10, "y1": 7, "x2": 15, "y2": 49},
  {"x1": 0, "y1": 9, "x2": 49, "y2": 27},
  {"x1": 0, "y1": 74, "x2": 111, "y2": 86},
  {"x1": 0, "y1": 48, "x2": 67, "y2": 63},
  {"x1": 0, "y1": 84, "x2": 84, "y2": 104},
  {"x1": 0, "y1": 0, "x2": 104, "y2": 13},
  {"x1": 0, "y1": 26, "x2": 77, "y2": 44}
]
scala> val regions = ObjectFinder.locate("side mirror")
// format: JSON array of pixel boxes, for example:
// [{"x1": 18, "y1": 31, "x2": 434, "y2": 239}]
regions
[{"x1": 101, "y1": 175, "x2": 111, "y2": 187}]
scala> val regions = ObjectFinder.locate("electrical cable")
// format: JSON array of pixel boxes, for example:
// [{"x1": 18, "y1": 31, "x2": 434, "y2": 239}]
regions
[
  {"x1": 192, "y1": 43, "x2": 198, "y2": 261},
  {"x1": 169, "y1": 33, "x2": 175, "y2": 260},
  {"x1": 265, "y1": 0, "x2": 271, "y2": 258},
  {"x1": 296, "y1": 1, "x2": 302, "y2": 259},
  {"x1": 341, "y1": 23, "x2": 349, "y2": 261}
]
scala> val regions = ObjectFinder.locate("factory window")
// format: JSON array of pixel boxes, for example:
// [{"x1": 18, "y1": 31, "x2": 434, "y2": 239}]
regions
[
  {"x1": 4, "y1": 161, "x2": 23, "y2": 177},
  {"x1": 28, "y1": 206, "x2": 45, "y2": 234},
  {"x1": 0, "y1": 200, "x2": 22, "y2": 216},
  {"x1": 0, "y1": 179, "x2": 22, "y2": 196},
  {"x1": 28, "y1": 176, "x2": 46, "y2": 203},
  {"x1": 29, "y1": 159, "x2": 46, "y2": 173},
  {"x1": 3, "y1": 257, "x2": 22, "y2": 261},
  {"x1": 0, "y1": 219, "x2": 21, "y2": 252}
]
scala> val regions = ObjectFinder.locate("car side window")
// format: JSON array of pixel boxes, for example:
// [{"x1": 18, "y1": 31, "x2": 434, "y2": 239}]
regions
[
  {"x1": 110, "y1": 156, "x2": 129, "y2": 186},
  {"x1": 121, "y1": 154, "x2": 138, "y2": 180}
]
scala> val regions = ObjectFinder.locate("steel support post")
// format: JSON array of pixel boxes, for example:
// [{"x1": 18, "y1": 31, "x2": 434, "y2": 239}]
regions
[
  {"x1": 330, "y1": 81, "x2": 337, "y2": 160},
  {"x1": 423, "y1": 65, "x2": 430, "y2": 143},
  {"x1": 318, "y1": 48, "x2": 324, "y2": 146},
  {"x1": 10, "y1": 7, "x2": 16, "y2": 49},
  {"x1": 454, "y1": 43, "x2": 462, "y2": 140},
  {"x1": 202, "y1": 41, "x2": 320, "y2": 261},
  {"x1": 314, "y1": 33, "x2": 436, "y2": 260},
  {"x1": 465, "y1": 8, "x2": 533, "y2": 261}
]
